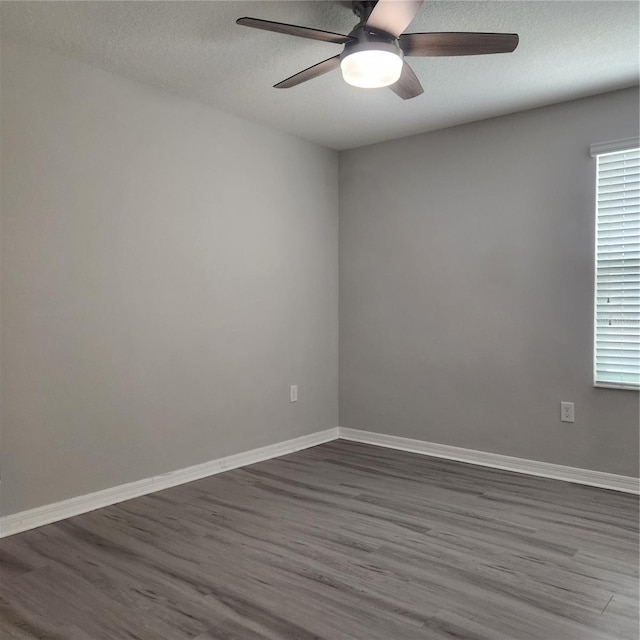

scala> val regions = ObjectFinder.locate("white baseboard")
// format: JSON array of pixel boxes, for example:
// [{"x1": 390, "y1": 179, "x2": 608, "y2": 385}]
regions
[
  {"x1": 0, "y1": 427, "x2": 339, "y2": 538},
  {"x1": 3, "y1": 425, "x2": 637, "y2": 538},
  {"x1": 338, "y1": 427, "x2": 640, "y2": 495}
]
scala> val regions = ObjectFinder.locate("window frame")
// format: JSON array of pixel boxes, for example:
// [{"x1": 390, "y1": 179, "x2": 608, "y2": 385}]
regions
[{"x1": 591, "y1": 137, "x2": 640, "y2": 391}]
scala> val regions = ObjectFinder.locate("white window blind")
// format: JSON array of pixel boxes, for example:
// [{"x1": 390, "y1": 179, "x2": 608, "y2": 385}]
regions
[{"x1": 594, "y1": 145, "x2": 640, "y2": 389}]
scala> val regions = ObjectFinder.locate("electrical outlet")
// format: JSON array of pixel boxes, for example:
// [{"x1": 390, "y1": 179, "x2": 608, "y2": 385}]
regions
[
  {"x1": 560, "y1": 401, "x2": 574, "y2": 423},
  {"x1": 289, "y1": 385, "x2": 298, "y2": 403}
]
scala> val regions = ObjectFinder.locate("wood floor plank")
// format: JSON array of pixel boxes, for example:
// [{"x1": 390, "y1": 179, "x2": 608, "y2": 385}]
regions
[{"x1": 1, "y1": 440, "x2": 637, "y2": 639}]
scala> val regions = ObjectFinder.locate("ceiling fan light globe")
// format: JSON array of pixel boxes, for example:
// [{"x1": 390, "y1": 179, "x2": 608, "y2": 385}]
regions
[{"x1": 340, "y1": 50, "x2": 403, "y2": 89}]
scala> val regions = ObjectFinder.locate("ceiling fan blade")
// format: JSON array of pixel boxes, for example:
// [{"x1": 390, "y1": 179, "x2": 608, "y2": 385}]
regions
[
  {"x1": 236, "y1": 17, "x2": 354, "y2": 44},
  {"x1": 365, "y1": 0, "x2": 424, "y2": 38},
  {"x1": 400, "y1": 32, "x2": 519, "y2": 56},
  {"x1": 389, "y1": 61, "x2": 424, "y2": 100},
  {"x1": 274, "y1": 55, "x2": 341, "y2": 89}
]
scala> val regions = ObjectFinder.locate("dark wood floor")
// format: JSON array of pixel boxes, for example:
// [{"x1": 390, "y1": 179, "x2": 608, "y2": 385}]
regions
[{"x1": 1, "y1": 440, "x2": 638, "y2": 640}]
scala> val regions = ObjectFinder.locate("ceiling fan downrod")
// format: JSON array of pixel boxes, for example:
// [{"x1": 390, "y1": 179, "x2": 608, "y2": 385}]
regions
[{"x1": 351, "y1": 1, "x2": 377, "y2": 26}]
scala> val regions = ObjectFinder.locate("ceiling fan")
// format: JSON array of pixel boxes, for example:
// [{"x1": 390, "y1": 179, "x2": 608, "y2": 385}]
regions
[{"x1": 236, "y1": 0, "x2": 519, "y2": 100}]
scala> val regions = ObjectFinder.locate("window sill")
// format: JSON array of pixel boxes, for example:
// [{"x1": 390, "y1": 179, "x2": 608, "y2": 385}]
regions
[{"x1": 594, "y1": 383, "x2": 640, "y2": 392}]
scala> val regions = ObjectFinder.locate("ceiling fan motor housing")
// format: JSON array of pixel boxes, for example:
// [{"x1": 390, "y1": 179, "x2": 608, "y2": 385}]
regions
[{"x1": 340, "y1": 27, "x2": 403, "y2": 62}]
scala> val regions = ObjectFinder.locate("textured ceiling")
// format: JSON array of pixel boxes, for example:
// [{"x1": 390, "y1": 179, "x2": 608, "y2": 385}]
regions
[{"x1": 1, "y1": 1, "x2": 638, "y2": 150}]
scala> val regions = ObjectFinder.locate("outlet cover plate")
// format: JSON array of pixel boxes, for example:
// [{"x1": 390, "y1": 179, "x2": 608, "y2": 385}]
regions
[{"x1": 560, "y1": 401, "x2": 575, "y2": 423}]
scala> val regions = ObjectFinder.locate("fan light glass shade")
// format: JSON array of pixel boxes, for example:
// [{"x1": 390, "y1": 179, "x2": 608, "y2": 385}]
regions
[{"x1": 340, "y1": 50, "x2": 403, "y2": 88}]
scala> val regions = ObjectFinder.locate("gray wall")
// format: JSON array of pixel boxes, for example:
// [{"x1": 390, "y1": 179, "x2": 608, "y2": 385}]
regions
[
  {"x1": 340, "y1": 88, "x2": 639, "y2": 477},
  {"x1": 0, "y1": 41, "x2": 339, "y2": 516},
  {"x1": 2, "y1": 41, "x2": 637, "y2": 520}
]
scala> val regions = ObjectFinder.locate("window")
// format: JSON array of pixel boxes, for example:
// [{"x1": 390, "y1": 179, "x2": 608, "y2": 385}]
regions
[{"x1": 593, "y1": 140, "x2": 639, "y2": 389}]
